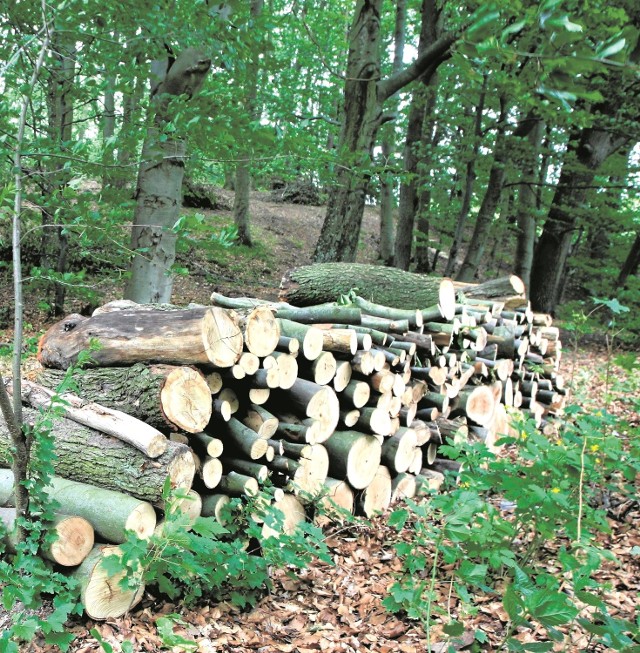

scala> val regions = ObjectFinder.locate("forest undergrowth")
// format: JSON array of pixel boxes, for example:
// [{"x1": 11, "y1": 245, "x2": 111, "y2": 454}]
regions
[{"x1": 0, "y1": 194, "x2": 639, "y2": 652}]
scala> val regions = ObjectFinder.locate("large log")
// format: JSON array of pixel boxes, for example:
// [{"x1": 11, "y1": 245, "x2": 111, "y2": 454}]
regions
[
  {"x1": 0, "y1": 408, "x2": 194, "y2": 504},
  {"x1": 280, "y1": 263, "x2": 456, "y2": 318},
  {"x1": 323, "y1": 430, "x2": 381, "y2": 490},
  {"x1": 0, "y1": 471, "x2": 156, "y2": 543},
  {"x1": 38, "y1": 306, "x2": 243, "y2": 369}
]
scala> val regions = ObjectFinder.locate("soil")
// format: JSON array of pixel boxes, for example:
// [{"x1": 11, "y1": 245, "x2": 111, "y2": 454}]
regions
[{"x1": 0, "y1": 193, "x2": 639, "y2": 652}]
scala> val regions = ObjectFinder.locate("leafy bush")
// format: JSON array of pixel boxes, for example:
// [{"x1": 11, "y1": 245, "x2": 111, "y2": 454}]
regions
[{"x1": 383, "y1": 406, "x2": 640, "y2": 651}]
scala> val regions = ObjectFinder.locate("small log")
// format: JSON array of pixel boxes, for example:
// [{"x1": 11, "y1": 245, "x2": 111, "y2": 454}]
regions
[
  {"x1": 241, "y1": 405, "x2": 279, "y2": 439},
  {"x1": 453, "y1": 275, "x2": 526, "y2": 300},
  {"x1": 277, "y1": 335, "x2": 300, "y2": 355},
  {"x1": 38, "y1": 364, "x2": 212, "y2": 435},
  {"x1": 200, "y1": 493, "x2": 231, "y2": 524},
  {"x1": 415, "y1": 469, "x2": 445, "y2": 493},
  {"x1": 381, "y1": 428, "x2": 418, "y2": 473},
  {"x1": 189, "y1": 433, "x2": 224, "y2": 458},
  {"x1": 353, "y1": 296, "x2": 423, "y2": 329},
  {"x1": 449, "y1": 385, "x2": 496, "y2": 427},
  {"x1": 341, "y1": 380, "x2": 371, "y2": 409},
  {"x1": 1, "y1": 507, "x2": 94, "y2": 566},
  {"x1": 318, "y1": 328, "x2": 358, "y2": 356},
  {"x1": 340, "y1": 408, "x2": 360, "y2": 428},
  {"x1": 333, "y1": 360, "x2": 353, "y2": 393},
  {"x1": 198, "y1": 456, "x2": 223, "y2": 489},
  {"x1": 323, "y1": 431, "x2": 381, "y2": 490},
  {"x1": 277, "y1": 319, "x2": 324, "y2": 361},
  {"x1": 269, "y1": 379, "x2": 339, "y2": 443},
  {"x1": 0, "y1": 408, "x2": 194, "y2": 504},
  {"x1": 268, "y1": 444, "x2": 329, "y2": 498},
  {"x1": 261, "y1": 493, "x2": 306, "y2": 539},
  {"x1": 74, "y1": 545, "x2": 145, "y2": 620},
  {"x1": 233, "y1": 306, "x2": 280, "y2": 357},
  {"x1": 356, "y1": 407, "x2": 392, "y2": 437},
  {"x1": 218, "y1": 471, "x2": 259, "y2": 497},
  {"x1": 10, "y1": 379, "x2": 169, "y2": 457},
  {"x1": 213, "y1": 417, "x2": 269, "y2": 460},
  {"x1": 220, "y1": 457, "x2": 269, "y2": 482},
  {"x1": 391, "y1": 473, "x2": 417, "y2": 502},
  {"x1": 275, "y1": 304, "x2": 362, "y2": 326},
  {"x1": 238, "y1": 352, "x2": 260, "y2": 376},
  {"x1": 267, "y1": 352, "x2": 298, "y2": 390},
  {"x1": 38, "y1": 307, "x2": 243, "y2": 369},
  {"x1": 315, "y1": 478, "x2": 354, "y2": 523}
]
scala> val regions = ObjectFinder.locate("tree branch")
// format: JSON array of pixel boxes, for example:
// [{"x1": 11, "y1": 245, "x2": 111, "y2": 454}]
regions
[{"x1": 377, "y1": 32, "x2": 458, "y2": 102}]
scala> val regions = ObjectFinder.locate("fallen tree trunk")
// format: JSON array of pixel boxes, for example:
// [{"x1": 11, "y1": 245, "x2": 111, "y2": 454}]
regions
[
  {"x1": 0, "y1": 408, "x2": 194, "y2": 504},
  {"x1": 280, "y1": 263, "x2": 456, "y2": 318},
  {"x1": 38, "y1": 307, "x2": 243, "y2": 369}
]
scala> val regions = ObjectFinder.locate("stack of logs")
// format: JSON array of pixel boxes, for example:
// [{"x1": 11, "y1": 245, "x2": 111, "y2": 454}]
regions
[{"x1": 0, "y1": 264, "x2": 564, "y2": 620}]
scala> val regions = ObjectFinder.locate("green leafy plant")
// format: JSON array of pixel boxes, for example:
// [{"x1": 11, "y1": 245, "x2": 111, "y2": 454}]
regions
[{"x1": 384, "y1": 405, "x2": 640, "y2": 651}]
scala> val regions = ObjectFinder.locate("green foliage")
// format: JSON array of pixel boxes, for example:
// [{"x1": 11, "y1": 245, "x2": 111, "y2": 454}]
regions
[{"x1": 384, "y1": 404, "x2": 640, "y2": 651}]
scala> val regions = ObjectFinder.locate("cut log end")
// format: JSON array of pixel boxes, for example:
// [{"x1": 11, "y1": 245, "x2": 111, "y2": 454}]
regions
[
  {"x1": 161, "y1": 367, "x2": 212, "y2": 433},
  {"x1": 202, "y1": 307, "x2": 244, "y2": 367},
  {"x1": 49, "y1": 516, "x2": 95, "y2": 567}
]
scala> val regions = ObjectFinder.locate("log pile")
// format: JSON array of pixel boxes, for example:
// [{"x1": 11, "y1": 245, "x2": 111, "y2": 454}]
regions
[{"x1": 0, "y1": 268, "x2": 565, "y2": 619}]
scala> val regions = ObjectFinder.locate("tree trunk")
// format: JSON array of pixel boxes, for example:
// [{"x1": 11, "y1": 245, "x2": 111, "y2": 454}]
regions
[
  {"x1": 280, "y1": 263, "x2": 456, "y2": 313},
  {"x1": 514, "y1": 118, "x2": 545, "y2": 290},
  {"x1": 42, "y1": 28, "x2": 76, "y2": 316},
  {"x1": 125, "y1": 48, "x2": 212, "y2": 303},
  {"x1": 233, "y1": 0, "x2": 264, "y2": 246},
  {"x1": 313, "y1": 0, "x2": 457, "y2": 263},
  {"x1": 377, "y1": 0, "x2": 406, "y2": 263},
  {"x1": 618, "y1": 230, "x2": 640, "y2": 287},
  {"x1": 444, "y1": 76, "x2": 487, "y2": 277},
  {"x1": 529, "y1": 127, "x2": 629, "y2": 313},
  {"x1": 102, "y1": 74, "x2": 116, "y2": 188},
  {"x1": 456, "y1": 99, "x2": 509, "y2": 282},
  {"x1": 394, "y1": 0, "x2": 442, "y2": 271},
  {"x1": 313, "y1": 0, "x2": 383, "y2": 263}
]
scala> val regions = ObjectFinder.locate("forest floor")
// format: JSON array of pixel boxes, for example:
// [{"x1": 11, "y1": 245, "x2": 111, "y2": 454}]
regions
[{"x1": 0, "y1": 190, "x2": 639, "y2": 652}]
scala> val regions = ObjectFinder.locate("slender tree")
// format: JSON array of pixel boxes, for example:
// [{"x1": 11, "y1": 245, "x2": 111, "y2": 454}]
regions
[{"x1": 125, "y1": 48, "x2": 212, "y2": 303}]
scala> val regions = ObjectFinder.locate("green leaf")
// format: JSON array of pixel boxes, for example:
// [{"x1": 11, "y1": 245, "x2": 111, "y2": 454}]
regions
[
  {"x1": 388, "y1": 508, "x2": 408, "y2": 530},
  {"x1": 443, "y1": 620, "x2": 465, "y2": 636},
  {"x1": 528, "y1": 590, "x2": 578, "y2": 627},
  {"x1": 596, "y1": 37, "x2": 626, "y2": 59},
  {"x1": 522, "y1": 643, "x2": 554, "y2": 652},
  {"x1": 90, "y1": 628, "x2": 113, "y2": 653},
  {"x1": 156, "y1": 615, "x2": 198, "y2": 651}
]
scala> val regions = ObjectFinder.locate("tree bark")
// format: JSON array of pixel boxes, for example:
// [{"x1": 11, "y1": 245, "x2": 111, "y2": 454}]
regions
[
  {"x1": 313, "y1": 0, "x2": 457, "y2": 263},
  {"x1": 529, "y1": 126, "x2": 629, "y2": 313},
  {"x1": 444, "y1": 75, "x2": 487, "y2": 277},
  {"x1": 125, "y1": 48, "x2": 212, "y2": 303},
  {"x1": 514, "y1": 118, "x2": 545, "y2": 290},
  {"x1": 37, "y1": 307, "x2": 243, "y2": 369},
  {"x1": 618, "y1": 230, "x2": 640, "y2": 287},
  {"x1": 233, "y1": 0, "x2": 264, "y2": 246},
  {"x1": 39, "y1": 364, "x2": 212, "y2": 434},
  {"x1": 394, "y1": 0, "x2": 443, "y2": 271},
  {"x1": 280, "y1": 263, "x2": 456, "y2": 314},
  {"x1": 0, "y1": 408, "x2": 195, "y2": 504},
  {"x1": 377, "y1": 0, "x2": 406, "y2": 263}
]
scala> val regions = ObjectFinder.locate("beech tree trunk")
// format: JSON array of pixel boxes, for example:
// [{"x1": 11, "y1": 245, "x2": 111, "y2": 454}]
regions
[
  {"x1": 514, "y1": 118, "x2": 545, "y2": 290},
  {"x1": 377, "y1": 0, "x2": 406, "y2": 264},
  {"x1": 233, "y1": 0, "x2": 264, "y2": 246},
  {"x1": 394, "y1": 0, "x2": 444, "y2": 271},
  {"x1": 618, "y1": 230, "x2": 640, "y2": 287},
  {"x1": 444, "y1": 76, "x2": 487, "y2": 278},
  {"x1": 125, "y1": 48, "x2": 212, "y2": 303},
  {"x1": 529, "y1": 126, "x2": 629, "y2": 313}
]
